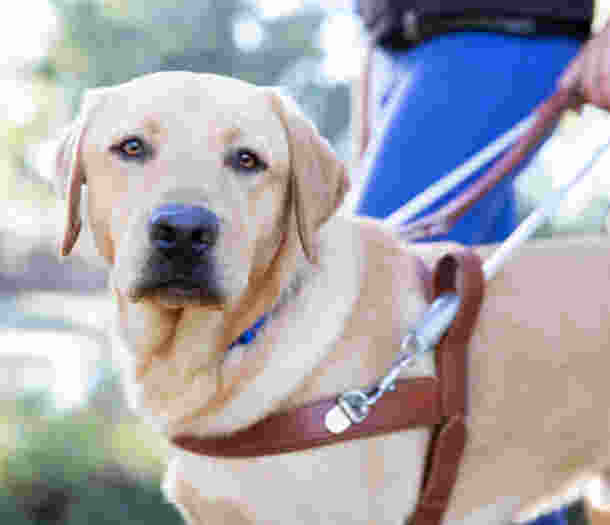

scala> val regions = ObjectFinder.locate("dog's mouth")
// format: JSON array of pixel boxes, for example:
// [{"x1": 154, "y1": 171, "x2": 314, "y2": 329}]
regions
[
  {"x1": 128, "y1": 277, "x2": 225, "y2": 310},
  {"x1": 161, "y1": 279, "x2": 206, "y2": 295}
]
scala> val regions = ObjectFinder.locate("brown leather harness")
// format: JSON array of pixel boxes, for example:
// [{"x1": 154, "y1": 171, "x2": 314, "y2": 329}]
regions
[{"x1": 172, "y1": 249, "x2": 484, "y2": 525}]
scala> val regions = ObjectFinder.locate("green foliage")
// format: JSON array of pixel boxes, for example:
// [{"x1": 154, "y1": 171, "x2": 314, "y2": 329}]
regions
[
  {"x1": 0, "y1": 494, "x2": 31, "y2": 525},
  {"x1": 65, "y1": 477, "x2": 182, "y2": 525},
  {"x1": 4, "y1": 409, "x2": 110, "y2": 490},
  {"x1": 40, "y1": 0, "x2": 349, "y2": 142},
  {"x1": 1, "y1": 395, "x2": 181, "y2": 524},
  {"x1": 2, "y1": 465, "x2": 183, "y2": 524}
]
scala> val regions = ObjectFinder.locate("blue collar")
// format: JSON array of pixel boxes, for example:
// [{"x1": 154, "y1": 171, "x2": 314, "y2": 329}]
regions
[{"x1": 228, "y1": 315, "x2": 268, "y2": 349}]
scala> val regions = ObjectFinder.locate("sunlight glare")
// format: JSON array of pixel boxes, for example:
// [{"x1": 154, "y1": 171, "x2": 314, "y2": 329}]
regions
[
  {"x1": 319, "y1": 11, "x2": 365, "y2": 83},
  {"x1": 0, "y1": 0, "x2": 57, "y2": 67},
  {"x1": 253, "y1": 0, "x2": 304, "y2": 19}
]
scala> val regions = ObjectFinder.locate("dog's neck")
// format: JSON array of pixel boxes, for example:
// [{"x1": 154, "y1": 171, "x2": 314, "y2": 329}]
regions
[
  {"x1": 220, "y1": 210, "x2": 303, "y2": 351},
  {"x1": 227, "y1": 259, "x2": 310, "y2": 349}
]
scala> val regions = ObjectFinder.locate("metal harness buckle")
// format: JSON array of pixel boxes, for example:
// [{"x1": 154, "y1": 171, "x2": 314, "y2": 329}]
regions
[{"x1": 325, "y1": 293, "x2": 461, "y2": 434}]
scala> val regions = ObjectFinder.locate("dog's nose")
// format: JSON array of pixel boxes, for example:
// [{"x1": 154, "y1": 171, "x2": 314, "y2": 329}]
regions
[{"x1": 148, "y1": 204, "x2": 219, "y2": 257}]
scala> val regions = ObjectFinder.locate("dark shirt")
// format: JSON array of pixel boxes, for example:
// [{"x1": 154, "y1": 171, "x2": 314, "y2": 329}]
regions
[{"x1": 357, "y1": 1, "x2": 594, "y2": 47}]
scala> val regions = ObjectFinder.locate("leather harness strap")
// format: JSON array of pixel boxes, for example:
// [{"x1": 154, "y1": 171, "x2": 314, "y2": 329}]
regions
[
  {"x1": 172, "y1": 249, "x2": 484, "y2": 525},
  {"x1": 409, "y1": 250, "x2": 484, "y2": 525},
  {"x1": 173, "y1": 377, "x2": 441, "y2": 457}
]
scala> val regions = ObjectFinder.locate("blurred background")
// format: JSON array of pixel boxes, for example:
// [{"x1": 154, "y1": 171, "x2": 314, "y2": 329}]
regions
[{"x1": 1, "y1": 1, "x2": 610, "y2": 523}]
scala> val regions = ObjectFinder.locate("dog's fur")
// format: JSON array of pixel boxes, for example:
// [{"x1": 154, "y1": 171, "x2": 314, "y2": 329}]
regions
[{"x1": 52, "y1": 71, "x2": 610, "y2": 524}]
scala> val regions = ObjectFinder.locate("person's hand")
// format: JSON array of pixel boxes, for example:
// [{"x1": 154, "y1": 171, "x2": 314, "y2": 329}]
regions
[{"x1": 559, "y1": 20, "x2": 610, "y2": 110}]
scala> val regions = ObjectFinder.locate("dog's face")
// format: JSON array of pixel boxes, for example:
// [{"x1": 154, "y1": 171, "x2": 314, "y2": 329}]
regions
[
  {"x1": 54, "y1": 72, "x2": 348, "y2": 309},
  {"x1": 52, "y1": 72, "x2": 349, "y2": 424}
]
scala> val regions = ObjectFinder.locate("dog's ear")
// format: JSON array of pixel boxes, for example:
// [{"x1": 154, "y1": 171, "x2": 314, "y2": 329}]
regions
[
  {"x1": 52, "y1": 89, "x2": 105, "y2": 256},
  {"x1": 267, "y1": 89, "x2": 350, "y2": 263}
]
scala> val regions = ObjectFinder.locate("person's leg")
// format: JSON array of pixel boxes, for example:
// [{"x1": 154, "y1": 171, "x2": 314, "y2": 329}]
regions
[{"x1": 354, "y1": 32, "x2": 582, "y2": 244}]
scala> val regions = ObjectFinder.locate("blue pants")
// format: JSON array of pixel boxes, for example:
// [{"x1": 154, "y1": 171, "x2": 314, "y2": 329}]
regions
[
  {"x1": 354, "y1": 31, "x2": 582, "y2": 245},
  {"x1": 534, "y1": 509, "x2": 568, "y2": 525},
  {"x1": 354, "y1": 31, "x2": 581, "y2": 525}
]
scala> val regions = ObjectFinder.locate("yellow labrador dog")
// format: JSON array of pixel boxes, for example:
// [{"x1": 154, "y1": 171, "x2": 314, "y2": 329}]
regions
[{"x1": 52, "y1": 71, "x2": 610, "y2": 525}]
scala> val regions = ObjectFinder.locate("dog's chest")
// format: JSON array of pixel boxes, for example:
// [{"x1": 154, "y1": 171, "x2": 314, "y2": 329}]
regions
[{"x1": 170, "y1": 425, "x2": 432, "y2": 525}]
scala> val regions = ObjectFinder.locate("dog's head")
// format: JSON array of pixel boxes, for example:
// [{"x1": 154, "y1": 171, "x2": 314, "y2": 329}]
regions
[{"x1": 54, "y1": 72, "x2": 349, "y2": 310}]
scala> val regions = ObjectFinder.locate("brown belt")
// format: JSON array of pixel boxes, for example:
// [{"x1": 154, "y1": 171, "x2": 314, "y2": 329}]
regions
[{"x1": 172, "y1": 249, "x2": 484, "y2": 525}]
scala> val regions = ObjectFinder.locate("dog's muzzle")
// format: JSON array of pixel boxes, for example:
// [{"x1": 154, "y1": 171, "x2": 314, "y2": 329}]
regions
[{"x1": 130, "y1": 203, "x2": 224, "y2": 307}]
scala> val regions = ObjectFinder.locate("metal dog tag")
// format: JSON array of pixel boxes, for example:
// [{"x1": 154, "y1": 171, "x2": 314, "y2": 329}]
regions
[
  {"x1": 324, "y1": 404, "x2": 353, "y2": 434},
  {"x1": 325, "y1": 390, "x2": 370, "y2": 434}
]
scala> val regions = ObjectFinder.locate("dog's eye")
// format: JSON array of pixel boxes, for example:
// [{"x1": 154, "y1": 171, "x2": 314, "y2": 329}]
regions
[
  {"x1": 226, "y1": 148, "x2": 267, "y2": 174},
  {"x1": 111, "y1": 137, "x2": 151, "y2": 162}
]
